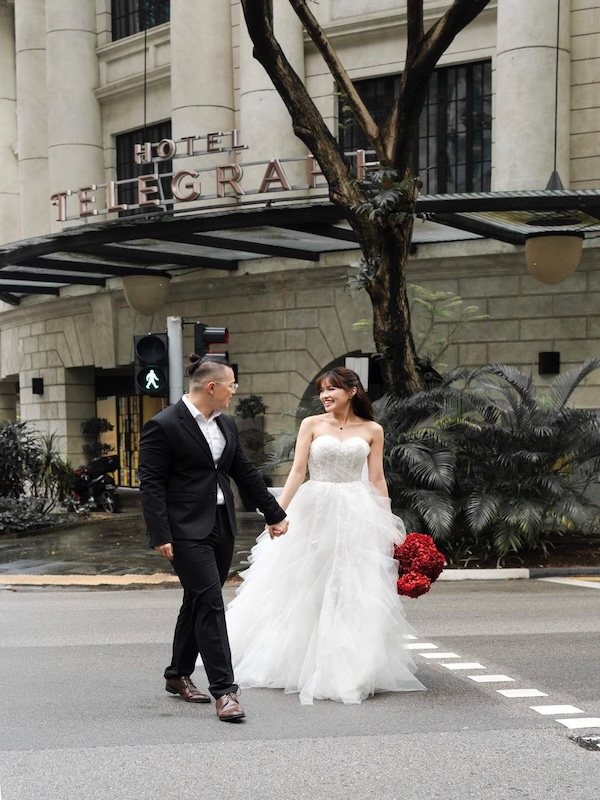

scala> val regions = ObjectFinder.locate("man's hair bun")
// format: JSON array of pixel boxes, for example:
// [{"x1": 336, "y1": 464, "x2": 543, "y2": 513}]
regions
[{"x1": 187, "y1": 352, "x2": 201, "y2": 376}]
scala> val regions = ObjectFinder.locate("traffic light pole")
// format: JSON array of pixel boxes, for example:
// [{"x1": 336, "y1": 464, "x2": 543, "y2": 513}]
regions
[{"x1": 167, "y1": 316, "x2": 183, "y2": 405}]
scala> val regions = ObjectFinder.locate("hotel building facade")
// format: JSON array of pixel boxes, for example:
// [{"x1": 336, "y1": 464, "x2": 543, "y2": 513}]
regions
[{"x1": 0, "y1": 0, "x2": 599, "y2": 484}]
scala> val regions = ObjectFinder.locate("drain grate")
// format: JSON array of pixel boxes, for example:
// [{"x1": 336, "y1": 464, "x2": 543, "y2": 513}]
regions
[{"x1": 570, "y1": 735, "x2": 600, "y2": 751}]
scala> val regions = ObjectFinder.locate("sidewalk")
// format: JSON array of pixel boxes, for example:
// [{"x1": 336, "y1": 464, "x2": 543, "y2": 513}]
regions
[
  {"x1": 0, "y1": 489, "x2": 266, "y2": 589},
  {"x1": 1, "y1": 491, "x2": 599, "y2": 588}
]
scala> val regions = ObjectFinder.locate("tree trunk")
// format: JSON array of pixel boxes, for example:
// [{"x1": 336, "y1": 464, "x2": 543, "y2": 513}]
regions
[
  {"x1": 240, "y1": 0, "x2": 493, "y2": 397},
  {"x1": 351, "y1": 212, "x2": 421, "y2": 397}
]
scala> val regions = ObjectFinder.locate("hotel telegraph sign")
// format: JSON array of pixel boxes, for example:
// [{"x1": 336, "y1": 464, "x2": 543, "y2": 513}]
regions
[{"x1": 49, "y1": 129, "x2": 374, "y2": 222}]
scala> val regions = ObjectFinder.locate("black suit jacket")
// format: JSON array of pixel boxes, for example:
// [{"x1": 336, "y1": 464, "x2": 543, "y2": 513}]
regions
[{"x1": 138, "y1": 399, "x2": 286, "y2": 548}]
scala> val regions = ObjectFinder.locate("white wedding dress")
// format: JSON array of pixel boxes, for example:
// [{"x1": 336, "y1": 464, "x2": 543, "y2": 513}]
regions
[{"x1": 226, "y1": 435, "x2": 425, "y2": 704}]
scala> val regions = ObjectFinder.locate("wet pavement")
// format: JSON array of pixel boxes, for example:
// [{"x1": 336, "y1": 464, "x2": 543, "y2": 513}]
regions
[{"x1": 0, "y1": 489, "x2": 266, "y2": 581}]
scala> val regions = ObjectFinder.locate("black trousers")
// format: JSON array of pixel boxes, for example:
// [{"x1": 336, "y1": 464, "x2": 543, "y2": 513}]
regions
[{"x1": 164, "y1": 507, "x2": 237, "y2": 699}]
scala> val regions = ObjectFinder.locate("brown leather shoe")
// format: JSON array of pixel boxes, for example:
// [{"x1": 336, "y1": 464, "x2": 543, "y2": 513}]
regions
[
  {"x1": 215, "y1": 692, "x2": 245, "y2": 721},
  {"x1": 165, "y1": 676, "x2": 211, "y2": 703}
]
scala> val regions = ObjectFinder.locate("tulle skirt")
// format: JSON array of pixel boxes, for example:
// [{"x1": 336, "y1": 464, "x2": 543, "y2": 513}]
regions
[{"x1": 226, "y1": 479, "x2": 426, "y2": 704}]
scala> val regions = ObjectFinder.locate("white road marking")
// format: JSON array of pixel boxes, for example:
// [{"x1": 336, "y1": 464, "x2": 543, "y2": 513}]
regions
[
  {"x1": 556, "y1": 718, "x2": 600, "y2": 729},
  {"x1": 420, "y1": 652, "x2": 461, "y2": 659},
  {"x1": 529, "y1": 705, "x2": 583, "y2": 715},
  {"x1": 539, "y1": 577, "x2": 600, "y2": 590},
  {"x1": 414, "y1": 637, "x2": 597, "y2": 739}
]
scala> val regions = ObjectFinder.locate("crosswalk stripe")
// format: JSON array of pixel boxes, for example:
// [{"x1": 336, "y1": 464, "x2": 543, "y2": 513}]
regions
[
  {"x1": 420, "y1": 652, "x2": 460, "y2": 659},
  {"x1": 540, "y1": 577, "x2": 600, "y2": 589},
  {"x1": 529, "y1": 705, "x2": 583, "y2": 715},
  {"x1": 557, "y1": 718, "x2": 600, "y2": 729}
]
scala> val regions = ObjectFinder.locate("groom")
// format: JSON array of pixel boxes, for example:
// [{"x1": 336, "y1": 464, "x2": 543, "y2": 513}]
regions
[{"x1": 139, "y1": 357, "x2": 288, "y2": 721}]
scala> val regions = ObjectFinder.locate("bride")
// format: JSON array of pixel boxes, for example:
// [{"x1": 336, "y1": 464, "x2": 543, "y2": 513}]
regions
[{"x1": 226, "y1": 367, "x2": 425, "y2": 704}]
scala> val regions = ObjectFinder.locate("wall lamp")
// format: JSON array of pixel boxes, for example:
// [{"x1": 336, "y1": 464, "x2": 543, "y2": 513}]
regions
[
  {"x1": 122, "y1": 274, "x2": 171, "y2": 316},
  {"x1": 524, "y1": 231, "x2": 584, "y2": 285}
]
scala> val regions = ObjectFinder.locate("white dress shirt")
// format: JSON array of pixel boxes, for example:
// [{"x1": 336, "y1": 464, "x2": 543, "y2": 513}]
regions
[{"x1": 182, "y1": 394, "x2": 226, "y2": 505}]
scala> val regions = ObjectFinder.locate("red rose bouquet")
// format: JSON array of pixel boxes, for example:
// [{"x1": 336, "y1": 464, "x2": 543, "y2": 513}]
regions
[{"x1": 393, "y1": 533, "x2": 446, "y2": 598}]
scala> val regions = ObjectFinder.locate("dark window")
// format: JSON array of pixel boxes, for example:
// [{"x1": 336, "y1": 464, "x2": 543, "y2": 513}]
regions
[
  {"x1": 338, "y1": 74, "x2": 400, "y2": 154},
  {"x1": 116, "y1": 121, "x2": 172, "y2": 216},
  {"x1": 111, "y1": 0, "x2": 170, "y2": 42},
  {"x1": 339, "y1": 61, "x2": 492, "y2": 194}
]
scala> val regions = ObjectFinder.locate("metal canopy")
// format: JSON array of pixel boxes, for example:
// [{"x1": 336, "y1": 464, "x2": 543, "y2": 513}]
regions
[
  {"x1": 2, "y1": 190, "x2": 600, "y2": 305},
  {"x1": 419, "y1": 188, "x2": 600, "y2": 245}
]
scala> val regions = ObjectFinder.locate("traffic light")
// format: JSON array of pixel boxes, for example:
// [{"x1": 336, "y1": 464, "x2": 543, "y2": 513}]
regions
[
  {"x1": 134, "y1": 333, "x2": 169, "y2": 396},
  {"x1": 194, "y1": 323, "x2": 229, "y2": 362}
]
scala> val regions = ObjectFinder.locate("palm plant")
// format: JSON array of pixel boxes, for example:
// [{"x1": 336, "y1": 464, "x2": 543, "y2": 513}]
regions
[
  {"x1": 0, "y1": 420, "x2": 40, "y2": 498},
  {"x1": 377, "y1": 360, "x2": 600, "y2": 565},
  {"x1": 29, "y1": 432, "x2": 74, "y2": 513}
]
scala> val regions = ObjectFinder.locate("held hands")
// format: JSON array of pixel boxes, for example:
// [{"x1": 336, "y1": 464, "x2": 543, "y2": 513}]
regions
[{"x1": 267, "y1": 520, "x2": 289, "y2": 539}]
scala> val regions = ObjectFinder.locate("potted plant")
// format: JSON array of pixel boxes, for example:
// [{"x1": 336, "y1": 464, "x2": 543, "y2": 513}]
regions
[{"x1": 80, "y1": 417, "x2": 115, "y2": 463}]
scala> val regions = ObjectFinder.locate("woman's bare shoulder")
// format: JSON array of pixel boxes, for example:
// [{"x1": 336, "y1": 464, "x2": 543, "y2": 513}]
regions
[
  {"x1": 298, "y1": 415, "x2": 322, "y2": 431},
  {"x1": 365, "y1": 420, "x2": 384, "y2": 439}
]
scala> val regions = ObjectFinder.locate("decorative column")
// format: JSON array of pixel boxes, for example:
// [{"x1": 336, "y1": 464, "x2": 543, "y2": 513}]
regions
[
  {"x1": 0, "y1": 0, "x2": 20, "y2": 244},
  {"x1": 239, "y1": 2, "x2": 308, "y2": 195},
  {"x1": 19, "y1": 364, "x2": 96, "y2": 464},
  {"x1": 170, "y1": 0, "x2": 235, "y2": 207},
  {"x1": 46, "y1": 0, "x2": 104, "y2": 230},
  {"x1": 494, "y1": 0, "x2": 571, "y2": 190},
  {"x1": 14, "y1": 0, "x2": 49, "y2": 237}
]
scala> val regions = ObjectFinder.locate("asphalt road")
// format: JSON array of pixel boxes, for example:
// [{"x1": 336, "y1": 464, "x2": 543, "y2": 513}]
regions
[{"x1": 1, "y1": 579, "x2": 599, "y2": 800}]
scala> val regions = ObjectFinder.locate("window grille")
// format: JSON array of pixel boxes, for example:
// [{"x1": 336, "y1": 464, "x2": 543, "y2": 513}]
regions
[
  {"x1": 339, "y1": 61, "x2": 492, "y2": 193},
  {"x1": 111, "y1": 0, "x2": 170, "y2": 42},
  {"x1": 115, "y1": 121, "x2": 172, "y2": 216}
]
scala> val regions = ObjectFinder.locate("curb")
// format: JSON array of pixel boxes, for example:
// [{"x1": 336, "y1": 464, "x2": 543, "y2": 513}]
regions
[
  {"x1": 1, "y1": 567, "x2": 600, "y2": 588},
  {"x1": 528, "y1": 566, "x2": 600, "y2": 578},
  {"x1": 3, "y1": 511, "x2": 142, "y2": 539},
  {"x1": 441, "y1": 566, "x2": 600, "y2": 580},
  {"x1": 440, "y1": 568, "x2": 529, "y2": 580},
  {"x1": 0, "y1": 574, "x2": 178, "y2": 587}
]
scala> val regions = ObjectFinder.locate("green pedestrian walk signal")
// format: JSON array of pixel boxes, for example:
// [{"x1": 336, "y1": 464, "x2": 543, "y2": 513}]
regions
[{"x1": 134, "y1": 333, "x2": 169, "y2": 397}]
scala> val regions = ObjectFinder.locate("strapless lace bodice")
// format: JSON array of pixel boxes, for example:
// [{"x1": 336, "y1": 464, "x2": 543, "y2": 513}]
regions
[{"x1": 308, "y1": 435, "x2": 370, "y2": 483}]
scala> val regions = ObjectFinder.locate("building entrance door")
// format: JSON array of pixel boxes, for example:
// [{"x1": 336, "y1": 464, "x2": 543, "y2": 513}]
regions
[
  {"x1": 117, "y1": 396, "x2": 141, "y2": 487},
  {"x1": 116, "y1": 395, "x2": 166, "y2": 487}
]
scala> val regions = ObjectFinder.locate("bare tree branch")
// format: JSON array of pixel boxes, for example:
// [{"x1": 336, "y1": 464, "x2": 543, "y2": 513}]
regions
[
  {"x1": 406, "y1": 0, "x2": 424, "y2": 63},
  {"x1": 288, "y1": 0, "x2": 385, "y2": 158},
  {"x1": 386, "y1": 0, "x2": 493, "y2": 168},
  {"x1": 239, "y1": 0, "x2": 491, "y2": 395},
  {"x1": 418, "y1": 0, "x2": 493, "y2": 74},
  {"x1": 240, "y1": 0, "x2": 359, "y2": 205}
]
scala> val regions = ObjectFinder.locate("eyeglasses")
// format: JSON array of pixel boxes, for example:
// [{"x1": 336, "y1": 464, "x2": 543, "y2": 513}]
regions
[{"x1": 215, "y1": 381, "x2": 238, "y2": 393}]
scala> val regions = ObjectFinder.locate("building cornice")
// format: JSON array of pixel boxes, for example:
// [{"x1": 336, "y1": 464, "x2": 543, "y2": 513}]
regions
[
  {"x1": 311, "y1": 1, "x2": 498, "y2": 48},
  {"x1": 94, "y1": 64, "x2": 170, "y2": 102},
  {"x1": 95, "y1": 22, "x2": 170, "y2": 103}
]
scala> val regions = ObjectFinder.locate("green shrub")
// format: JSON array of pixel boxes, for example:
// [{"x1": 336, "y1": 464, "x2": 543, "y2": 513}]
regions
[
  {"x1": 0, "y1": 421, "x2": 40, "y2": 498},
  {"x1": 235, "y1": 395, "x2": 268, "y2": 419},
  {"x1": 0, "y1": 497, "x2": 72, "y2": 535},
  {"x1": 377, "y1": 360, "x2": 600, "y2": 565},
  {"x1": 0, "y1": 422, "x2": 75, "y2": 523}
]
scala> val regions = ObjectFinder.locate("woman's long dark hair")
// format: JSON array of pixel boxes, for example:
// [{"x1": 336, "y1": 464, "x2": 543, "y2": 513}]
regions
[{"x1": 315, "y1": 367, "x2": 375, "y2": 421}]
